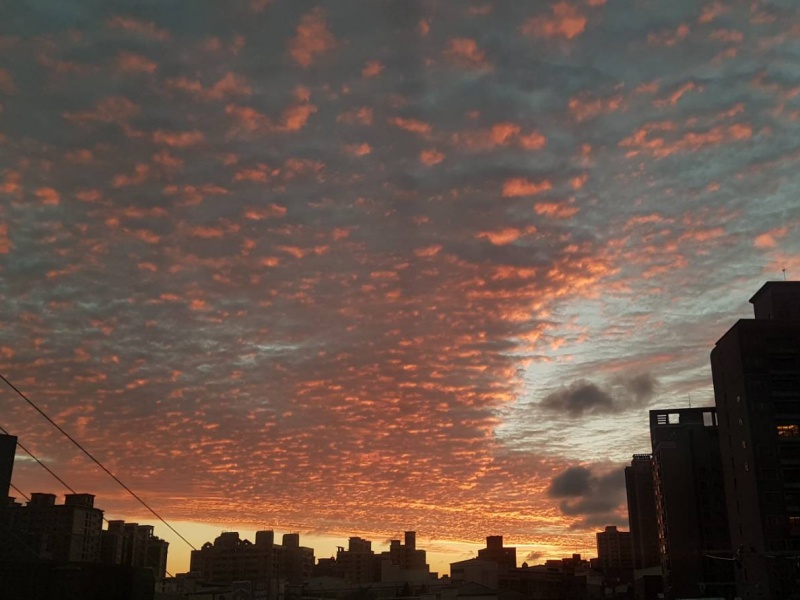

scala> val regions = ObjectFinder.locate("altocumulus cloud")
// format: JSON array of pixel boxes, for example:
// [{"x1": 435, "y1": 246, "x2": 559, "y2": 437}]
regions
[{"x1": 541, "y1": 373, "x2": 658, "y2": 417}]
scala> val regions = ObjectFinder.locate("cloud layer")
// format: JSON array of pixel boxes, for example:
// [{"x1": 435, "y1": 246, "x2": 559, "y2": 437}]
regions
[{"x1": 1, "y1": 0, "x2": 799, "y2": 573}]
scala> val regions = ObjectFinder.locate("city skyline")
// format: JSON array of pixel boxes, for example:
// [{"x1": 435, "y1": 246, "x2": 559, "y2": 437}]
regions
[{"x1": 2, "y1": 0, "x2": 800, "y2": 578}]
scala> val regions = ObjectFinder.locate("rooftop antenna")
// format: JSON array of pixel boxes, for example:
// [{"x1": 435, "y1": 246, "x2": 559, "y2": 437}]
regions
[
  {"x1": 783, "y1": 268, "x2": 787, "y2": 281},
  {"x1": 688, "y1": 392, "x2": 692, "y2": 409}
]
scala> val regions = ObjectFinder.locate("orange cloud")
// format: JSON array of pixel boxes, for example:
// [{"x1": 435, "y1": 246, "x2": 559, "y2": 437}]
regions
[
  {"x1": 534, "y1": 202, "x2": 579, "y2": 218},
  {"x1": 389, "y1": 117, "x2": 432, "y2": 136},
  {"x1": 234, "y1": 167, "x2": 269, "y2": 183},
  {"x1": 152, "y1": 150, "x2": 183, "y2": 170},
  {"x1": 244, "y1": 204, "x2": 286, "y2": 220},
  {"x1": 35, "y1": 187, "x2": 60, "y2": 205},
  {"x1": 106, "y1": 15, "x2": 170, "y2": 41},
  {"x1": 337, "y1": 106, "x2": 374, "y2": 126},
  {"x1": 117, "y1": 52, "x2": 157, "y2": 73},
  {"x1": 112, "y1": 163, "x2": 150, "y2": 187},
  {"x1": 167, "y1": 72, "x2": 252, "y2": 101},
  {"x1": 420, "y1": 149, "x2": 445, "y2": 165},
  {"x1": 477, "y1": 228, "x2": 524, "y2": 245},
  {"x1": 152, "y1": 130, "x2": 205, "y2": 147},
  {"x1": 518, "y1": 131, "x2": 547, "y2": 150},
  {"x1": 710, "y1": 29, "x2": 743, "y2": 43},
  {"x1": 362, "y1": 61, "x2": 384, "y2": 78},
  {"x1": 521, "y1": 3, "x2": 587, "y2": 40},
  {"x1": 653, "y1": 82, "x2": 702, "y2": 107},
  {"x1": 344, "y1": 143, "x2": 372, "y2": 157},
  {"x1": 64, "y1": 96, "x2": 140, "y2": 126},
  {"x1": 754, "y1": 227, "x2": 788, "y2": 249},
  {"x1": 647, "y1": 24, "x2": 690, "y2": 46},
  {"x1": 444, "y1": 38, "x2": 491, "y2": 70},
  {"x1": 619, "y1": 122, "x2": 752, "y2": 158},
  {"x1": 0, "y1": 68, "x2": 16, "y2": 94},
  {"x1": 414, "y1": 245, "x2": 442, "y2": 257},
  {"x1": 502, "y1": 178, "x2": 553, "y2": 197},
  {"x1": 568, "y1": 93, "x2": 624, "y2": 122},
  {"x1": 280, "y1": 102, "x2": 317, "y2": 131},
  {"x1": 698, "y1": 1, "x2": 729, "y2": 24},
  {"x1": 289, "y1": 8, "x2": 336, "y2": 67},
  {"x1": 0, "y1": 223, "x2": 10, "y2": 254}
]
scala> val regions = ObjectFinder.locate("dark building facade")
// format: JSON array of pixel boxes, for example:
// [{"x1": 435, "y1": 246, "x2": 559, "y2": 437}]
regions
[
  {"x1": 0, "y1": 433, "x2": 16, "y2": 502},
  {"x1": 101, "y1": 520, "x2": 169, "y2": 580},
  {"x1": 5, "y1": 492, "x2": 104, "y2": 563},
  {"x1": 650, "y1": 407, "x2": 733, "y2": 599},
  {"x1": 711, "y1": 281, "x2": 800, "y2": 598},
  {"x1": 625, "y1": 454, "x2": 660, "y2": 571},
  {"x1": 595, "y1": 525, "x2": 634, "y2": 585},
  {"x1": 477, "y1": 535, "x2": 516, "y2": 571}
]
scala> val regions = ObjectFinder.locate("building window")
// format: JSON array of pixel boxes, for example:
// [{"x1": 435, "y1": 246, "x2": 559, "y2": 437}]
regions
[{"x1": 777, "y1": 424, "x2": 800, "y2": 438}]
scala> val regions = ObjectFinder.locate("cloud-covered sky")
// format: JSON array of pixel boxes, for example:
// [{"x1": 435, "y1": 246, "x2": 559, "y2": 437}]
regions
[{"x1": 2, "y1": 0, "x2": 799, "y2": 574}]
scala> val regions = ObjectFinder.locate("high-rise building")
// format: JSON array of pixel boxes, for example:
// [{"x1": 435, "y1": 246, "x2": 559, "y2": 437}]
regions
[
  {"x1": 5, "y1": 492, "x2": 104, "y2": 563},
  {"x1": 0, "y1": 433, "x2": 16, "y2": 503},
  {"x1": 336, "y1": 536, "x2": 380, "y2": 583},
  {"x1": 477, "y1": 535, "x2": 516, "y2": 571},
  {"x1": 379, "y1": 531, "x2": 431, "y2": 582},
  {"x1": 595, "y1": 525, "x2": 634, "y2": 584},
  {"x1": 711, "y1": 280, "x2": 800, "y2": 598},
  {"x1": 649, "y1": 407, "x2": 733, "y2": 599},
  {"x1": 281, "y1": 532, "x2": 315, "y2": 584},
  {"x1": 101, "y1": 520, "x2": 169, "y2": 579},
  {"x1": 625, "y1": 454, "x2": 660, "y2": 570}
]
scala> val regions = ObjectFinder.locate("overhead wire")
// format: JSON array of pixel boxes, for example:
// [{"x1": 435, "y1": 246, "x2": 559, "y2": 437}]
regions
[
  {"x1": 1, "y1": 372, "x2": 197, "y2": 556},
  {"x1": 0, "y1": 422, "x2": 174, "y2": 577}
]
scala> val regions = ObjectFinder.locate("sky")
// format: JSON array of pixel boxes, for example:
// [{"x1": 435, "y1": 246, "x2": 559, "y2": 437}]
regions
[{"x1": 1, "y1": 0, "x2": 800, "y2": 577}]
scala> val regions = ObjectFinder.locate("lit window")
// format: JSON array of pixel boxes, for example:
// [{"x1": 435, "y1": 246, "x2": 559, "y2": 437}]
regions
[{"x1": 777, "y1": 425, "x2": 800, "y2": 438}]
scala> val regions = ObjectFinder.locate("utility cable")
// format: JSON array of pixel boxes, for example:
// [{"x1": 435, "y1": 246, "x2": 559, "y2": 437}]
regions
[
  {"x1": 0, "y1": 423, "x2": 174, "y2": 577},
  {"x1": 0, "y1": 424, "x2": 77, "y2": 493},
  {"x1": 0, "y1": 373, "x2": 197, "y2": 552}
]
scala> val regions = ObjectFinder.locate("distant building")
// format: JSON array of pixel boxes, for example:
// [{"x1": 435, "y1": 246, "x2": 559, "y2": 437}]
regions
[
  {"x1": 624, "y1": 454, "x2": 660, "y2": 570},
  {"x1": 282, "y1": 532, "x2": 315, "y2": 585},
  {"x1": 336, "y1": 536, "x2": 380, "y2": 584},
  {"x1": 649, "y1": 407, "x2": 733, "y2": 599},
  {"x1": 190, "y1": 530, "x2": 280, "y2": 589},
  {"x1": 477, "y1": 536, "x2": 516, "y2": 571},
  {"x1": 189, "y1": 529, "x2": 313, "y2": 595},
  {"x1": 711, "y1": 280, "x2": 800, "y2": 598},
  {"x1": 450, "y1": 558, "x2": 499, "y2": 589},
  {"x1": 4, "y1": 492, "x2": 104, "y2": 563},
  {"x1": 379, "y1": 531, "x2": 432, "y2": 582},
  {"x1": 101, "y1": 520, "x2": 169, "y2": 579}
]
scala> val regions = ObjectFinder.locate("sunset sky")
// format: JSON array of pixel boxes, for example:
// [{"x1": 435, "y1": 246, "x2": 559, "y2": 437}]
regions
[{"x1": 2, "y1": 0, "x2": 799, "y2": 576}]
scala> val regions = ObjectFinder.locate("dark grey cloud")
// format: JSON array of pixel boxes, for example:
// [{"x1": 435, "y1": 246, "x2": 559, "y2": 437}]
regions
[
  {"x1": 541, "y1": 373, "x2": 658, "y2": 417},
  {"x1": 548, "y1": 465, "x2": 626, "y2": 529}
]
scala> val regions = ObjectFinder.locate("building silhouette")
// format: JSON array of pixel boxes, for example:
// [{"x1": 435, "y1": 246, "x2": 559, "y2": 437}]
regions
[
  {"x1": 649, "y1": 407, "x2": 733, "y2": 599},
  {"x1": 380, "y1": 531, "x2": 431, "y2": 581},
  {"x1": 711, "y1": 280, "x2": 800, "y2": 598},
  {"x1": 335, "y1": 536, "x2": 380, "y2": 583},
  {"x1": 4, "y1": 492, "x2": 104, "y2": 563},
  {"x1": 0, "y1": 433, "x2": 15, "y2": 503},
  {"x1": 595, "y1": 525, "x2": 634, "y2": 586},
  {"x1": 624, "y1": 454, "x2": 660, "y2": 571},
  {"x1": 101, "y1": 520, "x2": 169, "y2": 580},
  {"x1": 477, "y1": 535, "x2": 516, "y2": 571}
]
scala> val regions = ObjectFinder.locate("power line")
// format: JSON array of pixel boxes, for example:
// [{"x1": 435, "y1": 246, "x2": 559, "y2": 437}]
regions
[
  {"x1": 0, "y1": 423, "x2": 174, "y2": 577},
  {"x1": 0, "y1": 424, "x2": 78, "y2": 493},
  {"x1": 0, "y1": 373, "x2": 197, "y2": 551}
]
